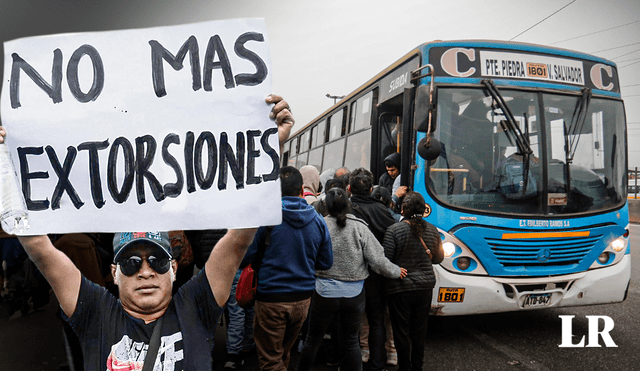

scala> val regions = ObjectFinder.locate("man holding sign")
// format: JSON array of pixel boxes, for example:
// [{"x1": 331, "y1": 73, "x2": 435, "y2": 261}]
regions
[
  {"x1": 0, "y1": 18, "x2": 295, "y2": 371},
  {"x1": 0, "y1": 93, "x2": 293, "y2": 371}
]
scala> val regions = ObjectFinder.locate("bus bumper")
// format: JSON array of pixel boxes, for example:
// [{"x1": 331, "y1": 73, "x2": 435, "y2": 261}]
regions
[{"x1": 430, "y1": 255, "x2": 631, "y2": 316}]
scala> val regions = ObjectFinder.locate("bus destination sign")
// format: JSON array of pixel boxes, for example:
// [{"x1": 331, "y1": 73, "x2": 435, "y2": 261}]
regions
[
  {"x1": 429, "y1": 46, "x2": 620, "y2": 93},
  {"x1": 480, "y1": 50, "x2": 584, "y2": 86}
]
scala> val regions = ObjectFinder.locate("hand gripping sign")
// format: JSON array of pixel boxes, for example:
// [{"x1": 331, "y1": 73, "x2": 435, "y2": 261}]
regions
[{"x1": 1, "y1": 19, "x2": 282, "y2": 234}]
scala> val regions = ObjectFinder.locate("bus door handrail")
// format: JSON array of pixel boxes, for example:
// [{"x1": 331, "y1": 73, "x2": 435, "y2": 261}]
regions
[{"x1": 412, "y1": 64, "x2": 435, "y2": 134}]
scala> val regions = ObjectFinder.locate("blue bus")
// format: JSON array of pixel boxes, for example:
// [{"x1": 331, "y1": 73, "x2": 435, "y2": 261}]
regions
[{"x1": 282, "y1": 40, "x2": 630, "y2": 315}]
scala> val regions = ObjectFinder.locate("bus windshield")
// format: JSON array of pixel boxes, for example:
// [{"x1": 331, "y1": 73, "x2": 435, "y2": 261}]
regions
[{"x1": 427, "y1": 86, "x2": 626, "y2": 216}]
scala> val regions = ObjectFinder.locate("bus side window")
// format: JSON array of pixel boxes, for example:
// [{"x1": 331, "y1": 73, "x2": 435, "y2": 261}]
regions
[
  {"x1": 344, "y1": 129, "x2": 371, "y2": 172},
  {"x1": 323, "y1": 139, "x2": 345, "y2": 172},
  {"x1": 351, "y1": 91, "x2": 373, "y2": 133},
  {"x1": 300, "y1": 131, "x2": 310, "y2": 153},
  {"x1": 329, "y1": 108, "x2": 346, "y2": 141},
  {"x1": 315, "y1": 120, "x2": 326, "y2": 147}
]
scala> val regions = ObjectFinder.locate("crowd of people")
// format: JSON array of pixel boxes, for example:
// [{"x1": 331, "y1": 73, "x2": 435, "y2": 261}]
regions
[{"x1": 0, "y1": 97, "x2": 444, "y2": 371}]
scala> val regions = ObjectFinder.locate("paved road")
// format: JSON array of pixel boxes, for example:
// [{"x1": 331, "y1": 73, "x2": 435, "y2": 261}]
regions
[{"x1": 1, "y1": 224, "x2": 638, "y2": 370}]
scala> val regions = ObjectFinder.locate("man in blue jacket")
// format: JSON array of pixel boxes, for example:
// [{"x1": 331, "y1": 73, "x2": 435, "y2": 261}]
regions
[{"x1": 244, "y1": 166, "x2": 333, "y2": 371}]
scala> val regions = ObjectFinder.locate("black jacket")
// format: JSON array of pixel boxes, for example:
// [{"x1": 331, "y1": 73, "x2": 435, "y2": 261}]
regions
[
  {"x1": 382, "y1": 220, "x2": 443, "y2": 295},
  {"x1": 350, "y1": 194, "x2": 396, "y2": 243},
  {"x1": 378, "y1": 172, "x2": 395, "y2": 193},
  {"x1": 184, "y1": 229, "x2": 227, "y2": 269}
]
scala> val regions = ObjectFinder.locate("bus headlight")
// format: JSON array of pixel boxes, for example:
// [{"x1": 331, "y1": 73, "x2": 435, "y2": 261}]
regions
[
  {"x1": 589, "y1": 229, "x2": 628, "y2": 269},
  {"x1": 610, "y1": 237, "x2": 625, "y2": 252},
  {"x1": 437, "y1": 229, "x2": 487, "y2": 275},
  {"x1": 443, "y1": 242, "x2": 457, "y2": 257}
]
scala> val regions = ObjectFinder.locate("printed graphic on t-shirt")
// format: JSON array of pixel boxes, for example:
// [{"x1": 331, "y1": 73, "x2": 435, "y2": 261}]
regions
[{"x1": 106, "y1": 332, "x2": 184, "y2": 371}]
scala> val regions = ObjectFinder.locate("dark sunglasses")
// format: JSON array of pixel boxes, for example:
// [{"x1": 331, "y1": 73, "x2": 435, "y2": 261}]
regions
[{"x1": 117, "y1": 255, "x2": 171, "y2": 276}]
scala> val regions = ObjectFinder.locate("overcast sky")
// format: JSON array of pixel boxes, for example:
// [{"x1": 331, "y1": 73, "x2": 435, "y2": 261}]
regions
[{"x1": 2, "y1": 0, "x2": 639, "y2": 166}]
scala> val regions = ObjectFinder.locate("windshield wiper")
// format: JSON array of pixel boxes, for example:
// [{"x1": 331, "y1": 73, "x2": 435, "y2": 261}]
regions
[
  {"x1": 482, "y1": 80, "x2": 533, "y2": 157},
  {"x1": 565, "y1": 88, "x2": 592, "y2": 164},
  {"x1": 562, "y1": 88, "x2": 592, "y2": 196},
  {"x1": 482, "y1": 79, "x2": 534, "y2": 194}
]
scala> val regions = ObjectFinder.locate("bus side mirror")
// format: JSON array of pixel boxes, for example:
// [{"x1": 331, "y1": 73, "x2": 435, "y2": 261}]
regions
[
  {"x1": 414, "y1": 85, "x2": 435, "y2": 133},
  {"x1": 417, "y1": 136, "x2": 441, "y2": 161},
  {"x1": 414, "y1": 84, "x2": 440, "y2": 160}
]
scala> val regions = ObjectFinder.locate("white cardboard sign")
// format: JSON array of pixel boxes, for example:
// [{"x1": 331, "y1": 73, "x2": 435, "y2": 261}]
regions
[{"x1": 1, "y1": 19, "x2": 282, "y2": 234}]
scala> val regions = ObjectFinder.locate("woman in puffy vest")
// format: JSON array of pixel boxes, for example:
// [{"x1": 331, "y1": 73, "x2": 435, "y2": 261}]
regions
[{"x1": 382, "y1": 191, "x2": 444, "y2": 371}]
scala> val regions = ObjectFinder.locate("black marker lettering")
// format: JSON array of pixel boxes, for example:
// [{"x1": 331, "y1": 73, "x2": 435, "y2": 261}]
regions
[
  {"x1": 184, "y1": 131, "x2": 196, "y2": 193},
  {"x1": 246, "y1": 130, "x2": 261, "y2": 185},
  {"x1": 107, "y1": 137, "x2": 135, "y2": 204},
  {"x1": 149, "y1": 36, "x2": 201, "y2": 98},
  {"x1": 66, "y1": 45, "x2": 104, "y2": 103},
  {"x1": 17, "y1": 147, "x2": 50, "y2": 211},
  {"x1": 162, "y1": 134, "x2": 184, "y2": 198},
  {"x1": 234, "y1": 32, "x2": 268, "y2": 86},
  {"x1": 194, "y1": 131, "x2": 217, "y2": 190},
  {"x1": 10, "y1": 50, "x2": 63, "y2": 108},
  {"x1": 261, "y1": 127, "x2": 279, "y2": 181},
  {"x1": 203, "y1": 35, "x2": 235, "y2": 90},
  {"x1": 78, "y1": 140, "x2": 110, "y2": 209},
  {"x1": 135, "y1": 135, "x2": 165, "y2": 204},
  {"x1": 45, "y1": 145, "x2": 84, "y2": 210},
  {"x1": 218, "y1": 132, "x2": 245, "y2": 190}
]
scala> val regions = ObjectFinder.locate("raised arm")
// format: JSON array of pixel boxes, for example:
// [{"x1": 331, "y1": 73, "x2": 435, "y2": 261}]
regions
[
  {"x1": 205, "y1": 228, "x2": 257, "y2": 307},
  {"x1": 1, "y1": 126, "x2": 82, "y2": 317}
]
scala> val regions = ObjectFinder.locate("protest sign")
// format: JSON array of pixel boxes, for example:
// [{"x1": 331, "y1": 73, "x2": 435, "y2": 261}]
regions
[{"x1": 0, "y1": 18, "x2": 282, "y2": 234}]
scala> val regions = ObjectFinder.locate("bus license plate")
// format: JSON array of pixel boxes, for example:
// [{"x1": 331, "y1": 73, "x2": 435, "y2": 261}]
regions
[
  {"x1": 523, "y1": 293, "x2": 551, "y2": 308},
  {"x1": 438, "y1": 287, "x2": 465, "y2": 302}
]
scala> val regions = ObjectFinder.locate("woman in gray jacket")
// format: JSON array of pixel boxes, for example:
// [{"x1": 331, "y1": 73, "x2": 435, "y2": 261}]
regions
[{"x1": 297, "y1": 188, "x2": 407, "y2": 371}]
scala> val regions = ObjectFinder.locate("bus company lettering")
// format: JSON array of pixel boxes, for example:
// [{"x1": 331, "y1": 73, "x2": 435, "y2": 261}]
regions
[
  {"x1": 440, "y1": 47, "x2": 476, "y2": 77},
  {"x1": 590, "y1": 64, "x2": 614, "y2": 91},
  {"x1": 480, "y1": 50, "x2": 585, "y2": 86},
  {"x1": 388, "y1": 72, "x2": 409, "y2": 94},
  {"x1": 519, "y1": 219, "x2": 570, "y2": 227},
  {"x1": 552, "y1": 64, "x2": 583, "y2": 84},
  {"x1": 482, "y1": 58, "x2": 527, "y2": 77},
  {"x1": 502, "y1": 59, "x2": 526, "y2": 77}
]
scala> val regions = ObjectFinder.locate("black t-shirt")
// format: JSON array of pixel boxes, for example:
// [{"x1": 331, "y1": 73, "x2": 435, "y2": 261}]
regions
[{"x1": 63, "y1": 271, "x2": 221, "y2": 371}]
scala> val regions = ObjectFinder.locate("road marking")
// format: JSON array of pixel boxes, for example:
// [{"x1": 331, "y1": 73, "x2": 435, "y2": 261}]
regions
[{"x1": 460, "y1": 324, "x2": 553, "y2": 371}]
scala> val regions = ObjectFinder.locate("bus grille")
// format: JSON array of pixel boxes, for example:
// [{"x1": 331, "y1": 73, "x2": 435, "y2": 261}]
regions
[{"x1": 485, "y1": 234, "x2": 601, "y2": 266}]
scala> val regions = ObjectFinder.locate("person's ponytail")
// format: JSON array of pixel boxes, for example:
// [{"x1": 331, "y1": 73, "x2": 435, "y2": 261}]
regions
[
  {"x1": 401, "y1": 192, "x2": 427, "y2": 237},
  {"x1": 325, "y1": 187, "x2": 350, "y2": 228}
]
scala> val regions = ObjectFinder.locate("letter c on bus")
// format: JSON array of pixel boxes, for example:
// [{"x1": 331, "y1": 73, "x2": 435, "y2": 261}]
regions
[
  {"x1": 441, "y1": 48, "x2": 476, "y2": 77},
  {"x1": 590, "y1": 64, "x2": 614, "y2": 91}
]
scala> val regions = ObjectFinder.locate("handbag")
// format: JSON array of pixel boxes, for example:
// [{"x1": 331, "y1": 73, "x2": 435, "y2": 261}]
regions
[{"x1": 236, "y1": 227, "x2": 273, "y2": 309}]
